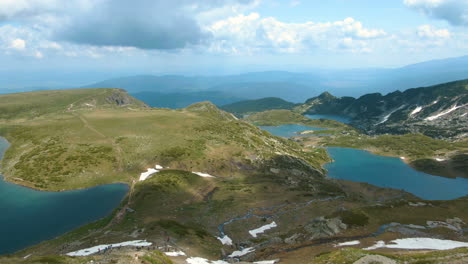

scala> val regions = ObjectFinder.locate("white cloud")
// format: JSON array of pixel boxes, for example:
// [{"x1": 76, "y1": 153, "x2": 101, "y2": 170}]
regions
[
  {"x1": 207, "y1": 14, "x2": 386, "y2": 54},
  {"x1": 417, "y1": 24, "x2": 451, "y2": 38},
  {"x1": 404, "y1": 0, "x2": 468, "y2": 26},
  {"x1": 9, "y1": 38, "x2": 26, "y2": 50}
]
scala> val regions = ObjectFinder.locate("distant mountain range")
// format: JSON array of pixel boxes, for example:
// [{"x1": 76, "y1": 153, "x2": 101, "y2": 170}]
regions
[
  {"x1": 299, "y1": 79, "x2": 468, "y2": 139},
  {"x1": 81, "y1": 55, "x2": 468, "y2": 104}
]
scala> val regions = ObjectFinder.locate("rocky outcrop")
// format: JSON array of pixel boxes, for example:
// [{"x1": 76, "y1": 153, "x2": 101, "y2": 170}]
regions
[
  {"x1": 304, "y1": 217, "x2": 347, "y2": 240},
  {"x1": 298, "y1": 79, "x2": 468, "y2": 139}
]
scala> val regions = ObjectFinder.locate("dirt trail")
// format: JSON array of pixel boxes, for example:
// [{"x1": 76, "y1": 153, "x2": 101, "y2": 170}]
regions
[{"x1": 75, "y1": 114, "x2": 124, "y2": 171}]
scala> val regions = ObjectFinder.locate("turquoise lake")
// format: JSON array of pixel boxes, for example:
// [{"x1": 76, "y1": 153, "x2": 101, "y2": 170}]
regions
[
  {"x1": 259, "y1": 125, "x2": 468, "y2": 201},
  {"x1": 0, "y1": 137, "x2": 129, "y2": 255},
  {"x1": 305, "y1": 114, "x2": 351, "y2": 124}
]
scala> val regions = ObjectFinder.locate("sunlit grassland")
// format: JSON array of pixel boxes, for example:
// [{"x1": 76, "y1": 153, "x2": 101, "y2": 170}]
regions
[{"x1": 0, "y1": 104, "x2": 328, "y2": 190}]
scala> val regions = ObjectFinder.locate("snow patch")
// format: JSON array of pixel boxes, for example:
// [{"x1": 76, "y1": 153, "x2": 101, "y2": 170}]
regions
[
  {"x1": 228, "y1": 247, "x2": 255, "y2": 258},
  {"x1": 364, "y1": 240, "x2": 386, "y2": 250},
  {"x1": 336, "y1": 240, "x2": 360, "y2": 247},
  {"x1": 400, "y1": 157, "x2": 405, "y2": 160},
  {"x1": 435, "y1": 158, "x2": 446, "y2": 162},
  {"x1": 254, "y1": 260, "x2": 279, "y2": 264},
  {"x1": 155, "y1": 164, "x2": 163, "y2": 169},
  {"x1": 186, "y1": 257, "x2": 229, "y2": 264},
  {"x1": 217, "y1": 235, "x2": 233, "y2": 245},
  {"x1": 139, "y1": 168, "x2": 159, "y2": 181},
  {"x1": 410, "y1": 106, "x2": 423, "y2": 116},
  {"x1": 66, "y1": 240, "x2": 152, "y2": 256},
  {"x1": 377, "y1": 105, "x2": 406, "y2": 124},
  {"x1": 249, "y1": 222, "x2": 277, "y2": 238},
  {"x1": 192, "y1": 172, "x2": 215, "y2": 178},
  {"x1": 364, "y1": 238, "x2": 468, "y2": 250},
  {"x1": 425, "y1": 104, "x2": 467, "y2": 121},
  {"x1": 165, "y1": 251, "x2": 186, "y2": 257}
]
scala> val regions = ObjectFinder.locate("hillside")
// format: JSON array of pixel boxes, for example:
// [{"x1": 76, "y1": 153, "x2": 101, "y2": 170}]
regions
[
  {"x1": 0, "y1": 89, "x2": 328, "y2": 192},
  {"x1": 0, "y1": 88, "x2": 147, "y2": 120},
  {"x1": 297, "y1": 79, "x2": 468, "y2": 139},
  {"x1": 221, "y1": 97, "x2": 296, "y2": 116},
  {"x1": 1, "y1": 89, "x2": 467, "y2": 264}
]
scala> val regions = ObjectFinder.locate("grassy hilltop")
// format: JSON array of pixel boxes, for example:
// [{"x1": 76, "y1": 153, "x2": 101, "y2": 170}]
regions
[
  {"x1": 0, "y1": 89, "x2": 328, "y2": 191},
  {"x1": 0, "y1": 89, "x2": 467, "y2": 264}
]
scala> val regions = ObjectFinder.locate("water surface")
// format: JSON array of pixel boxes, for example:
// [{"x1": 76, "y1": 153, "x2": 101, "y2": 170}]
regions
[
  {"x1": 0, "y1": 137, "x2": 128, "y2": 255},
  {"x1": 258, "y1": 125, "x2": 468, "y2": 201},
  {"x1": 325, "y1": 147, "x2": 468, "y2": 200},
  {"x1": 305, "y1": 114, "x2": 351, "y2": 124}
]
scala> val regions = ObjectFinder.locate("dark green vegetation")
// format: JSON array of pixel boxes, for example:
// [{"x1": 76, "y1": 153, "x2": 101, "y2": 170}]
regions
[
  {"x1": 295, "y1": 79, "x2": 468, "y2": 139},
  {"x1": 221, "y1": 97, "x2": 296, "y2": 116}
]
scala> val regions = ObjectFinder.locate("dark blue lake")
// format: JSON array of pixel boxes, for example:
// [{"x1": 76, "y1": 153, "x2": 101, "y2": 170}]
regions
[
  {"x1": 259, "y1": 124, "x2": 325, "y2": 138},
  {"x1": 305, "y1": 114, "x2": 351, "y2": 124},
  {"x1": 0, "y1": 137, "x2": 129, "y2": 255},
  {"x1": 259, "y1": 125, "x2": 468, "y2": 201}
]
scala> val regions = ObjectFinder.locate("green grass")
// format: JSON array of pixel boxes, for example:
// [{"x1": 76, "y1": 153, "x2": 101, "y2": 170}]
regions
[
  {"x1": 0, "y1": 99, "x2": 325, "y2": 190},
  {"x1": 0, "y1": 88, "x2": 145, "y2": 120}
]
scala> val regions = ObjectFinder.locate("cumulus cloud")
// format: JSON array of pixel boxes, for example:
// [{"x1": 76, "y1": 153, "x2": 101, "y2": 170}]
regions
[
  {"x1": 207, "y1": 14, "x2": 387, "y2": 54},
  {"x1": 417, "y1": 24, "x2": 451, "y2": 38},
  {"x1": 9, "y1": 38, "x2": 26, "y2": 50},
  {"x1": 404, "y1": 0, "x2": 468, "y2": 26},
  {"x1": 0, "y1": 0, "x2": 258, "y2": 50},
  {"x1": 55, "y1": 0, "x2": 210, "y2": 50}
]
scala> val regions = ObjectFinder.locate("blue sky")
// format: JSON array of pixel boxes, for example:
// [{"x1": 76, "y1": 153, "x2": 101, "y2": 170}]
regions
[{"x1": 0, "y1": 0, "x2": 467, "y2": 84}]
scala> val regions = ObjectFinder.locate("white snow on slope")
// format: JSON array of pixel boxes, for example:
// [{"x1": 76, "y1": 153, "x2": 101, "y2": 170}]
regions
[
  {"x1": 66, "y1": 240, "x2": 152, "y2": 256},
  {"x1": 425, "y1": 104, "x2": 467, "y2": 121},
  {"x1": 217, "y1": 235, "x2": 233, "y2": 245},
  {"x1": 254, "y1": 260, "x2": 279, "y2": 264},
  {"x1": 336, "y1": 240, "x2": 361, "y2": 247},
  {"x1": 364, "y1": 240, "x2": 386, "y2": 250},
  {"x1": 377, "y1": 105, "x2": 406, "y2": 124},
  {"x1": 139, "y1": 168, "x2": 159, "y2": 181},
  {"x1": 364, "y1": 238, "x2": 468, "y2": 250},
  {"x1": 165, "y1": 251, "x2": 186, "y2": 256},
  {"x1": 435, "y1": 158, "x2": 446, "y2": 162},
  {"x1": 410, "y1": 106, "x2": 423, "y2": 116},
  {"x1": 249, "y1": 222, "x2": 277, "y2": 238},
  {"x1": 186, "y1": 257, "x2": 229, "y2": 264},
  {"x1": 155, "y1": 164, "x2": 163, "y2": 169},
  {"x1": 228, "y1": 247, "x2": 255, "y2": 258},
  {"x1": 192, "y1": 172, "x2": 215, "y2": 178}
]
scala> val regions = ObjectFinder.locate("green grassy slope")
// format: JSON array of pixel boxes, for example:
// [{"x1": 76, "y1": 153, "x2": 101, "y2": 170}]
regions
[
  {"x1": 0, "y1": 88, "x2": 146, "y2": 120},
  {"x1": 0, "y1": 92, "x2": 327, "y2": 191}
]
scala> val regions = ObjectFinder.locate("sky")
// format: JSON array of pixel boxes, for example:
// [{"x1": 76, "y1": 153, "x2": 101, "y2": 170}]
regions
[{"x1": 0, "y1": 0, "x2": 467, "y2": 86}]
